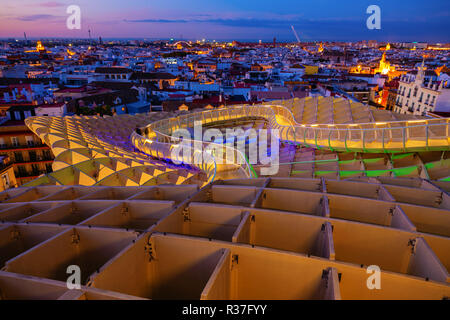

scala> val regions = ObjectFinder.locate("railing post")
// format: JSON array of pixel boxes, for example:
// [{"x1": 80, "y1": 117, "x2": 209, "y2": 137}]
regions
[
  {"x1": 447, "y1": 120, "x2": 449, "y2": 138},
  {"x1": 328, "y1": 129, "x2": 333, "y2": 150},
  {"x1": 303, "y1": 127, "x2": 307, "y2": 146},
  {"x1": 402, "y1": 127, "x2": 406, "y2": 151},
  {"x1": 344, "y1": 129, "x2": 349, "y2": 152},
  {"x1": 314, "y1": 129, "x2": 319, "y2": 149},
  {"x1": 426, "y1": 124, "x2": 429, "y2": 151},
  {"x1": 362, "y1": 129, "x2": 366, "y2": 152}
]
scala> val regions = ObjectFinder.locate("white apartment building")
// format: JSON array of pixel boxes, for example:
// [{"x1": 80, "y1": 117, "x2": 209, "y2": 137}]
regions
[{"x1": 395, "y1": 62, "x2": 450, "y2": 116}]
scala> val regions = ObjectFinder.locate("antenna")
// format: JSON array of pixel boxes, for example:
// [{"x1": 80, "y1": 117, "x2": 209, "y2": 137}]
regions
[
  {"x1": 291, "y1": 25, "x2": 301, "y2": 44},
  {"x1": 24, "y1": 32, "x2": 27, "y2": 41}
]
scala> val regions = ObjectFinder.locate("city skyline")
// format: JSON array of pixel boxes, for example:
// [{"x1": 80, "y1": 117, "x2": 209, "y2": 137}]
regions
[{"x1": 0, "y1": 0, "x2": 449, "y2": 42}]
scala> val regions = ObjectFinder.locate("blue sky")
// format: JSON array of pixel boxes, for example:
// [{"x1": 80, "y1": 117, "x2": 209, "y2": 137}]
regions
[{"x1": 1, "y1": 0, "x2": 449, "y2": 42}]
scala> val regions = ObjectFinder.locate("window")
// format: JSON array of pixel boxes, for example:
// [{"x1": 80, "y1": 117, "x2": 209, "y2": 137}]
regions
[
  {"x1": 31, "y1": 164, "x2": 39, "y2": 175},
  {"x1": 29, "y1": 151, "x2": 37, "y2": 162},
  {"x1": 122, "y1": 74, "x2": 126, "y2": 79},
  {"x1": 0, "y1": 137, "x2": 5, "y2": 148},
  {"x1": 1, "y1": 173, "x2": 10, "y2": 189},
  {"x1": 24, "y1": 110, "x2": 32, "y2": 118},
  {"x1": 26, "y1": 136, "x2": 34, "y2": 147},
  {"x1": 14, "y1": 111, "x2": 21, "y2": 120},
  {"x1": 14, "y1": 152, "x2": 23, "y2": 162},
  {"x1": 43, "y1": 150, "x2": 51, "y2": 160},
  {"x1": 17, "y1": 165, "x2": 27, "y2": 177},
  {"x1": 11, "y1": 136, "x2": 19, "y2": 147}
]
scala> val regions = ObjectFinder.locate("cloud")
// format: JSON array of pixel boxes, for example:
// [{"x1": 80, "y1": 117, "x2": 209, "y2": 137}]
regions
[
  {"x1": 123, "y1": 15, "x2": 449, "y2": 42},
  {"x1": 125, "y1": 19, "x2": 190, "y2": 24},
  {"x1": 123, "y1": 16, "x2": 363, "y2": 30},
  {"x1": 39, "y1": 1, "x2": 65, "y2": 7},
  {"x1": 17, "y1": 14, "x2": 60, "y2": 21}
]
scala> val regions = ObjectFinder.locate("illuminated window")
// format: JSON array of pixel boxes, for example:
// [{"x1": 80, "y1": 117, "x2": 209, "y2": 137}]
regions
[
  {"x1": 11, "y1": 137, "x2": 19, "y2": 147},
  {"x1": 1, "y1": 173, "x2": 10, "y2": 189}
]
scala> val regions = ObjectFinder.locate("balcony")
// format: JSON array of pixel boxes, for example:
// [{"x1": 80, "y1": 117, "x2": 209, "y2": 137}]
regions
[
  {"x1": 15, "y1": 170, "x2": 48, "y2": 179},
  {"x1": 13, "y1": 157, "x2": 54, "y2": 165},
  {"x1": 0, "y1": 143, "x2": 49, "y2": 152},
  {"x1": 0, "y1": 162, "x2": 13, "y2": 173}
]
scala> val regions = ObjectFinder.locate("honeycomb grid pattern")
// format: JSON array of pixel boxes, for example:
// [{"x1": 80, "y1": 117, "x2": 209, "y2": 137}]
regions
[
  {"x1": 276, "y1": 96, "x2": 423, "y2": 125},
  {"x1": 0, "y1": 177, "x2": 449, "y2": 300},
  {"x1": 25, "y1": 97, "x2": 450, "y2": 191},
  {"x1": 24, "y1": 112, "x2": 205, "y2": 188}
]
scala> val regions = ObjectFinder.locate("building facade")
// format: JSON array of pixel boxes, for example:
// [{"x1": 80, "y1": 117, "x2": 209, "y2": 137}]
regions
[
  {"x1": 0, "y1": 156, "x2": 17, "y2": 192},
  {"x1": 0, "y1": 121, "x2": 53, "y2": 186},
  {"x1": 395, "y1": 62, "x2": 450, "y2": 115}
]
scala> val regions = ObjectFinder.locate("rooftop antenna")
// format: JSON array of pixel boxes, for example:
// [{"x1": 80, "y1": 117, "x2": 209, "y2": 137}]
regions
[{"x1": 291, "y1": 25, "x2": 301, "y2": 44}]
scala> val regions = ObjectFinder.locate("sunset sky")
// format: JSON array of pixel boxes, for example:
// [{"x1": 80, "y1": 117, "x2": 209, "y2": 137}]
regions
[{"x1": 0, "y1": 0, "x2": 449, "y2": 42}]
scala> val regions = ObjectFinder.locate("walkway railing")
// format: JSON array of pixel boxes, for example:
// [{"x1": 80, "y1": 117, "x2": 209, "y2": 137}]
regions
[{"x1": 131, "y1": 104, "x2": 450, "y2": 183}]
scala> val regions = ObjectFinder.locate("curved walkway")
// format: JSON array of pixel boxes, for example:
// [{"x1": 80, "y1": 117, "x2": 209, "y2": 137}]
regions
[{"x1": 132, "y1": 103, "x2": 450, "y2": 183}]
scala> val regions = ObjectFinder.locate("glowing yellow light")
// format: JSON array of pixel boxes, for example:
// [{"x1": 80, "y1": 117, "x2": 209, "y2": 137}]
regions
[
  {"x1": 408, "y1": 120, "x2": 427, "y2": 124},
  {"x1": 36, "y1": 41, "x2": 45, "y2": 52}
]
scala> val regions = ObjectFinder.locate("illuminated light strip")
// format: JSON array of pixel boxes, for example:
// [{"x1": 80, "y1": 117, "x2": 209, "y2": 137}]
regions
[{"x1": 408, "y1": 120, "x2": 427, "y2": 124}]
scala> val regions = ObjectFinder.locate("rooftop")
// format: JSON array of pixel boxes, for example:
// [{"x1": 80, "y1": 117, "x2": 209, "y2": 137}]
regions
[{"x1": 0, "y1": 177, "x2": 449, "y2": 299}]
